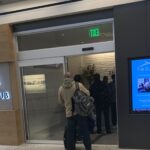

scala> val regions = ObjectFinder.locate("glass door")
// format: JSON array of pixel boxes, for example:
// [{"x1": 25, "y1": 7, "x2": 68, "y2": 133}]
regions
[{"x1": 19, "y1": 57, "x2": 65, "y2": 142}]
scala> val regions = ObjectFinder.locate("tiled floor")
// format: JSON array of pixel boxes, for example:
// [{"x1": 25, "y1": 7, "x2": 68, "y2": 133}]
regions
[{"x1": 0, "y1": 144, "x2": 142, "y2": 150}]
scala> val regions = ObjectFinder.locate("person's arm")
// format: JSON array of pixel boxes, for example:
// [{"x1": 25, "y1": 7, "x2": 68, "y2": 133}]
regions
[
  {"x1": 79, "y1": 82, "x2": 90, "y2": 96},
  {"x1": 58, "y1": 86, "x2": 64, "y2": 105}
]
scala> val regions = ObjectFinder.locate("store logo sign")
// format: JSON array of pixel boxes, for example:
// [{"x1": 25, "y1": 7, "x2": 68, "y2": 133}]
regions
[
  {"x1": 0, "y1": 82, "x2": 10, "y2": 100},
  {"x1": 0, "y1": 91, "x2": 10, "y2": 100},
  {"x1": 138, "y1": 61, "x2": 150, "y2": 71}
]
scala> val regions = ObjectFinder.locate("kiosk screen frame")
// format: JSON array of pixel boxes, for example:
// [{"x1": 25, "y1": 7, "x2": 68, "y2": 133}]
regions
[{"x1": 129, "y1": 57, "x2": 150, "y2": 113}]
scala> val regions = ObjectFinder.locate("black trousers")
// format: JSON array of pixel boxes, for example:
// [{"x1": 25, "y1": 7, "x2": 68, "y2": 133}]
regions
[
  {"x1": 96, "y1": 104, "x2": 111, "y2": 133},
  {"x1": 111, "y1": 102, "x2": 117, "y2": 126},
  {"x1": 64, "y1": 125, "x2": 68, "y2": 150},
  {"x1": 66, "y1": 115, "x2": 92, "y2": 150}
]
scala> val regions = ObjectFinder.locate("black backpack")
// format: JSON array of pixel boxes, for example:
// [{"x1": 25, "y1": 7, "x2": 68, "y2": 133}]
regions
[{"x1": 72, "y1": 83, "x2": 94, "y2": 116}]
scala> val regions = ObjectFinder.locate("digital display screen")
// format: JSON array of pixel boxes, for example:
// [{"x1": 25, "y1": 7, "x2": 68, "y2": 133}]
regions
[{"x1": 130, "y1": 57, "x2": 150, "y2": 113}]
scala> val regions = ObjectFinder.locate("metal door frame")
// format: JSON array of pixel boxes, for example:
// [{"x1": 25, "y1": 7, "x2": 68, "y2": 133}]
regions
[{"x1": 18, "y1": 57, "x2": 65, "y2": 144}]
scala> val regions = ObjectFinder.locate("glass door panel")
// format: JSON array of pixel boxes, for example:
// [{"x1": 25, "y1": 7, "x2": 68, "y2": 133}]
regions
[{"x1": 20, "y1": 63, "x2": 65, "y2": 141}]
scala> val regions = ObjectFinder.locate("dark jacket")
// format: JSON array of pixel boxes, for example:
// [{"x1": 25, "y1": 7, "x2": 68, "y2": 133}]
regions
[
  {"x1": 90, "y1": 80, "x2": 103, "y2": 106},
  {"x1": 109, "y1": 81, "x2": 116, "y2": 103}
]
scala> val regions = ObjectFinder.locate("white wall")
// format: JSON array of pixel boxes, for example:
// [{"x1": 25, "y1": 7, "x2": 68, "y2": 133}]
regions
[
  {"x1": 0, "y1": 0, "x2": 144, "y2": 25},
  {"x1": 68, "y1": 52, "x2": 115, "y2": 88}
]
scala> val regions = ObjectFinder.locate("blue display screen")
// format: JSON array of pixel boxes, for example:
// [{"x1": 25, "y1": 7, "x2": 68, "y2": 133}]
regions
[{"x1": 131, "y1": 58, "x2": 150, "y2": 113}]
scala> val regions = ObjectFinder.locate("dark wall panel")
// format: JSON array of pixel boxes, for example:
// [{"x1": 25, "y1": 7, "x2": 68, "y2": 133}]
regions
[
  {"x1": 13, "y1": 9, "x2": 112, "y2": 32},
  {"x1": 147, "y1": 1, "x2": 150, "y2": 53},
  {"x1": 114, "y1": 1, "x2": 150, "y2": 149}
]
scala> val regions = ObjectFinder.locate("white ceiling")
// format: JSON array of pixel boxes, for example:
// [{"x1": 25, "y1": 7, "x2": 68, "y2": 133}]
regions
[
  {"x1": 0, "y1": 0, "x2": 27, "y2": 5},
  {"x1": 0, "y1": 0, "x2": 69, "y2": 5},
  {"x1": 0, "y1": 0, "x2": 144, "y2": 25},
  {"x1": 0, "y1": 0, "x2": 71, "y2": 12}
]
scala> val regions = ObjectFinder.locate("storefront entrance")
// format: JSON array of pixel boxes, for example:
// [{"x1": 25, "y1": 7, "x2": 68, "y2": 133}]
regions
[
  {"x1": 66, "y1": 52, "x2": 117, "y2": 145},
  {"x1": 19, "y1": 52, "x2": 117, "y2": 145},
  {"x1": 16, "y1": 18, "x2": 115, "y2": 144}
]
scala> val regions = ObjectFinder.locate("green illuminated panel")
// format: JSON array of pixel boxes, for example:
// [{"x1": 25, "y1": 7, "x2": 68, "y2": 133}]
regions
[{"x1": 89, "y1": 27, "x2": 101, "y2": 38}]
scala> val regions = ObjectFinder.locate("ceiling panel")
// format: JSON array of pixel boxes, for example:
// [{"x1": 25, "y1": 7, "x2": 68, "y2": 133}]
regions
[
  {"x1": 0, "y1": 0, "x2": 27, "y2": 5},
  {"x1": 0, "y1": 0, "x2": 71, "y2": 5}
]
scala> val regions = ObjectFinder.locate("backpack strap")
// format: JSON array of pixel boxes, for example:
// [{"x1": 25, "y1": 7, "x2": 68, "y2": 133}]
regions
[
  {"x1": 72, "y1": 82, "x2": 79, "y2": 115},
  {"x1": 75, "y1": 82, "x2": 80, "y2": 90}
]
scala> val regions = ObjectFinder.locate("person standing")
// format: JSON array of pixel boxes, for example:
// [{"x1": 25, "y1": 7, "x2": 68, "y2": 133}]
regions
[
  {"x1": 58, "y1": 72, "x2": 92, "y2": 150},
  {"x1": 90, "y1": 74, "x2": 111, "y2": 134},
  {"x1": 101, "y1": 76, "x2": 111, "y2": 133},
  {"x1": 109, "y1": 74, "x2": 117, "y2": 126},
  {"x1": 90, "y1": 73, "x2": 103, "y2": 134}
]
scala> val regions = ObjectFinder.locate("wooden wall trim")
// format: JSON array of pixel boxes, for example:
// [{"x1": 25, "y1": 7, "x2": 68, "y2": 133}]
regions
[
  {"x1": 0, "y1": 24, "x2": 24, "y2": 145},
  {"x1": 0, "y1": 110, "x2": 24, "y2": 145},
  {"x1": 0, "y1": 24, "x2": 16, "y2": 62}
]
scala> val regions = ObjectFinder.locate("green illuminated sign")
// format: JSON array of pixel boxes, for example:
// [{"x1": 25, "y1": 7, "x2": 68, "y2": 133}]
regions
[{"x1": 89, "y1": 27, "x2": 101, "y2": 38}]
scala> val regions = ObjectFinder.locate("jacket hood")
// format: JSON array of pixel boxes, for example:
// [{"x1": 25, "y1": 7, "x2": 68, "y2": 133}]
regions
[{"x1": 62, "y1": 78, "x2": 73, "y2": 88}]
